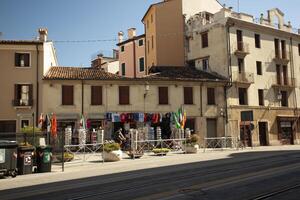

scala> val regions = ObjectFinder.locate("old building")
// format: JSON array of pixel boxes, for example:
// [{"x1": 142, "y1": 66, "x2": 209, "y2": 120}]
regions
[
  {"x1": 42, "y1": 66, "x2": 227, "y2": 142},
  {"x1": 142, "y1": 0, "x2": 222, "y2": 71},
  {"x1": 0, "y1": 29, "x2": 58, "y2": 133},
  {"x1": 91, "y1": 52, "x2": 119, "y2": 74},
  {"x1": 187, "y1": 7, "x2": 300, "y2": 146},
  {"x1": 117, "y1": 28, "x2": 145, "y2": 78}
]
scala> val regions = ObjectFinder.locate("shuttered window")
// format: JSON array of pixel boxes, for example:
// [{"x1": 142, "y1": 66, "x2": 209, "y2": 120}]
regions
[
  {"x1": 91, "y1": 86, "x2": 102, "y2": 105},
  {"x1": 62, "y1": 85, "x2": 74, "y2": 105},
  {"x1": 158, "y1": 87, "x2": 168, "y2": 105},
  {"x1": 119, "y1": 86, "x2": 129, "y2": 105},
  {"x1": 15, "y1": 53, "x2": 30, "y2": 67},
  {"x1": 184, "y1": 87, "x2": 193, "y2": 105},
  {"x1": 201, "y1": 32, "x2": 208, "y2": 48},
  {"x1": 207, "y1": 88, "x2": 215, "y2": 105}
]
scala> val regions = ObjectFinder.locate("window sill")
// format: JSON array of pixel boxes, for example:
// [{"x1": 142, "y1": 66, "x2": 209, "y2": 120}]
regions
[
  {"x1": 13, "y1": 106, "x2": 32, "y2": 109},
  {"x1": 15, "y1": 66, "x2": 32, "y2": 68}
]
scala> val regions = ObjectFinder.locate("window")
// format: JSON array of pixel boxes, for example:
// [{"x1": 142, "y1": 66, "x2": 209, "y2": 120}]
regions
[
  {"x1": 281, "y1": 91, "x2": 288, "y2": 107},
  {"x1": 15, "y1": 53, "x2": 30, "y2": 67},
  {"x1": 274, "y1": 39, "x2": 280, "y2": 58},
  {"x1": 202, "y1": 58, "x2": 209, "y2": 71},
  {"x1": 151, "y1": 36, "x2": 154, "y2": 49},
  {"x1": 139, "y1": 57, "x2": 145, "y2": 72},
  {"x1": 238, "y1": 88, "x2": 248, "y2": 105},
  {"x1": 62, "y1": 85, "x2": 74, "y2": 105},
  {"x1": 158, "y1": 87, "x2": 168, "y2": 105},
  {"x1": 21, "y1": 120, "x2": 29, "y2": 128},
  {"x1": 276, "y1": 65, "x2": 281, "y2": 85},
  {"x1": 14, "y1": 84, "x2": 33, "y2": 106},
  {"x1": 201, "y1": 32, "x2": 208, "y2": 48},
  {"x1": 121, "y1": 63, "x2": 126, "y2": 76},
  {"x1": 255, "y1": 34, "x2": 261, "y2": 48},
  {"x1": 119, "y1": 86, "x2": 130, "y2": 105},
  {"x1": 258, "y1": 89, "x2": 264, "y2": 106},
  {"x1": 151, "y1": 14, "x2": 153, "y2": 23},
  {"x1": 237, "y1": 30, "x2": 243, "y2": 51},
  {"x1": 185, "y1": 118, "x2": 195, "y2": 134},
  {"x1": 91, "y1": 86, "x2": 102, "y2": 105},
  {"x1": 205, "y1": 13, "x2": 210, "y2": 21},
  {"x1": 238, "y1": 58, "x2": 244, "y2": 73},
  {"x1": 207, "y1": 88, "x2": 215, "y2": 105},
  {"x1": 147, "y1": 20, "x2": 149, "y2": 29},
  {"x1": 147, "y1": 40, "x2": 150, "y2": 53},
  {"x1": 184, "y1": 87, "x2": 193, "y2": 105},
  {"x1": 256, "y1": 61, "x2": 262, "y2": 75},
  {"x1": 139, "y1": 39, "x2": 144, "y2": 46},
  {"x1": 281, "y1": 40, "x2": 286, "y2": 59},
  {"x1": 120, "y1": 46, "x2": 125, "y2": 52},
  {"x1": 283, "y1": 65, "x2": 288, "y2": 85}
]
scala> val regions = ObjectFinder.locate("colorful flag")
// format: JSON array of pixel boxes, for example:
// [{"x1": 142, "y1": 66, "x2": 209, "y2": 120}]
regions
[
  {"x1": 38, "y1": 113, "x2": 44, "y2": 129},
  {"x1": 173, "y1": 112, "x2": 181, "y2": 129},
  {"x1": 51, "y1": 114, "x2": 57, "y2": 138},
  {"x1": 80, "y1": 115, "x2": 86, "y2": 129},
  {"x1": 181, "y1": 108, "x2": 187, "y2": 129}
]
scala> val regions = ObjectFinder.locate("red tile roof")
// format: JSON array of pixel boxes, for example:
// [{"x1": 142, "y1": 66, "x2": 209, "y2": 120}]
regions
[{"x1": 0, "y1": 40, "x2": 43, "y2": 45}]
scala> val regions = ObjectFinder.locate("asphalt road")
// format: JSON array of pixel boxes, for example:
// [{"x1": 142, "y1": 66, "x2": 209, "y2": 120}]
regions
[{"x1": 1, "y1": 150, "x2": 300, "y2": 200}]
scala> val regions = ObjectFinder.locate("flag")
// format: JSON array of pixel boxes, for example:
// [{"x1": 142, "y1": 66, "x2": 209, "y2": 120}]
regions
[
  {"x1": 173, "y1": 112, "x2": 181, "y2": 129},
  {"x1": 38, "y1": 113, "x2": 44, "y2": 129},
  {"x1": 80, "y1": 115, "x2": 86, "y2": 129},
  {"x1": 51, "y1": 114, "x2": 57, "y2": 138},
  {"x1": 44, "y1": 114, "x2": 51, "y2": 133},
  {"x1": 177, "y1": 107, "x2": 183, "y2": 124},
  {"x1": 181, "y1": 108, "x2": 187, "y2": 129}
]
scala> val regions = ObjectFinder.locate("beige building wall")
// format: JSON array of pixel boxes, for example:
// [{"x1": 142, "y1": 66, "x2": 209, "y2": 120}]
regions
[{"x1": 42, "y1": 79, "x2": 226, "y2": 142}]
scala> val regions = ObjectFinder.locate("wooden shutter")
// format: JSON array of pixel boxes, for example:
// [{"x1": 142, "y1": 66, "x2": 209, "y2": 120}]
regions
[
  {"x1": 29, "y1": 84, "x2": 33, "y2": 106},
  {"x1": 91, "y1": 86, "x2": 102, "y2": 105},
  {"x1": 62, "y1": 85, "x2": 74, "y2": 105},
  {"x1": 159, "y1": 87, "x2": 168, "y2": 105},
  {"x1": 24, "y1": 54, "x2": 30, "y2": 66},
  {"x1": 15, "y1": 53, "x2": 20, "y2": 66},
  {"x1": 119, "y1": 86, "x2": 129, "y2": 105},
  {"x1": 184, "y1": 87, "x2": 193, "y2": 104},
  {"x1": 207, "y1": 88, "x2": 215, "y2": 105}
]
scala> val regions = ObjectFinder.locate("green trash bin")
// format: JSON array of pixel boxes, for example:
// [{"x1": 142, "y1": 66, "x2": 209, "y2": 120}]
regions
[
  {"x1": 36, "y1": 146, "x2": 52, "y2": 173},
  {"x1": 17, "y1": 146, "x2": 35, "y2": 175}
]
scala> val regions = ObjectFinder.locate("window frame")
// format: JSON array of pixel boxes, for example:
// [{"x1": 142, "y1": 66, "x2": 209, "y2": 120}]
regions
[
  {"x1": 207, "y1": 88, "x2": 216, "y2": 105},
  {"x1": 184, "y1": 87, "x2": 193, "y2": 105},
  {"x1": 139, "y1": 57, "x2": 145, "y2": 72},
  {"x1": 256, "y1": 61, "x2": 262, "y2": 75},
  {"x1": 121, "y1": 63, "x2": 126, "y2": 76},
  {"x1": 202, "y1": 58, "x2": 209, "y2": 71},
  {"x1": 255, "y1": 34, "x2": 261, "y2": 48},
  {"x1": 258, "y1": 89, "x2": 264, "y2": 106},
  {"x1": 91, "y1": 86, "x2": 103, "y2": 106},
  {"x1": 119, "y1": 86, "x2": 130, "y2": 105},
  {"x1": 238, "y1": 88, "x2": 248, "y2": 105},
  {"x1": 15, "y1": 52, "x2": 31, "y2": 67},
  {"x1": 120, "y1": 46, "x2": 125, "y2": 52},
  {"x1": 201, "y1": 32, "x2": 208, "y2": 48},
  {"x1": 138, "y1": 39, "x2": 144, "y2": 46}
]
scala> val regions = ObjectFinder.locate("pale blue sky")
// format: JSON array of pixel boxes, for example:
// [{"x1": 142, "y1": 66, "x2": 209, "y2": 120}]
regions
[{"x1": 0, "y1": 0, "x2": 299, "y2": 67}]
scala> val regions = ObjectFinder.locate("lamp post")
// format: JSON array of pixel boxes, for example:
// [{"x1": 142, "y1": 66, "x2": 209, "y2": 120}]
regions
[{"x1": 32, "y1": 112, "x2": 35, "y2": 146}]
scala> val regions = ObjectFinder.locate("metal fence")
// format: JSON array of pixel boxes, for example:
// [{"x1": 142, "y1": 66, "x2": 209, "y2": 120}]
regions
[{"x1": 203, "y1": 137, "x2": 241, "y2": 152}]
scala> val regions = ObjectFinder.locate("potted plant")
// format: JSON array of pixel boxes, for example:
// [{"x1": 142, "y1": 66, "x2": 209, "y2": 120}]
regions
[
  {"x1": 102, "y1": 142, "x2": 122, "y2": 162},
  {"x1": 184, "y1": 134, "x2": 199, "y2": 154},
  {"x1": 152, "y1": 148, "x2": 170, "y2": 156},
  {"x1": 55, "y1": 152, "x2": 74, "y2": 162}
]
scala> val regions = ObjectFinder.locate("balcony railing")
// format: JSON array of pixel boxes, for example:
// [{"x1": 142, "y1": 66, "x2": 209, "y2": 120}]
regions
[
  {"x1": 232, "y1": 72, "x2": 254, "y2": 84},
  {"x1": 271, "y1": 76, "x2": 295, "y2": 89},
  {"x1": 12, "y1": 99, "x2": 33, "y2": 107},
  {"x1": 234, "y1": 41, "x2": 250, "y2": 57}
]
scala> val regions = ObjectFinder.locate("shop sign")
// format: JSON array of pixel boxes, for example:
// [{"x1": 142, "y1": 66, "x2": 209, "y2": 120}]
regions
[{"x1": 0, "y1": 149, "x2": 5, "y2": 163}]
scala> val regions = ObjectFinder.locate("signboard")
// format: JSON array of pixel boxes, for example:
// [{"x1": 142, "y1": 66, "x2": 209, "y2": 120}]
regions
[
  {"x1": 24, "y1": 153, "x2": 32, "y2": 166},
  {"x1": 0, "y1": 149, "x2": 5, "y2": 163},
  {"x1": 241, "y1": 111, "x2": 253, "y2": 122}
]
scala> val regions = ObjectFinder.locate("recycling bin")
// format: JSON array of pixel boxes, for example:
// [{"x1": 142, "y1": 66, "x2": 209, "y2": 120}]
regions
[
  {"x1": 36, "y1": 146, "x2": 52, "y2": 173},
  {"x1": 0, "y1": 140, "x2": 18, "y2": 177},
  {"x1": 17, "y1": 146, "x2": 35, "y2": 175}
]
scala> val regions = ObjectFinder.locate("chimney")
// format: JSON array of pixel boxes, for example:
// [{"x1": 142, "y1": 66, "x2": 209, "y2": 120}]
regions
[
  {"x1": 118, "y1": 31, "x2": 124, "y2": 43},
  {"x1": 127, "y1": 28, "x2": 136, "y2": 39},
  {"x1": 38, "y1": 28, "x2": 48, "y2": 42}
]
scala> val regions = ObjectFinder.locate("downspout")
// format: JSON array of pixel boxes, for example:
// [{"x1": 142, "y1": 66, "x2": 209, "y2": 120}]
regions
[
  {"x1": 200, "y1": 83, "x2": 203, "y2": 117},
  {"x1": 133, "y1": 39, "x2": 137, "y2": 78},
  {"x1": 81, "y1": 80, "x2": 84, "y2": 115},
  {"x1": 36, "y1": 44, "x2": 39, "y2": 126},
  {"x1": 144, "y1": 24, "x2": 148, "y2": 75}
]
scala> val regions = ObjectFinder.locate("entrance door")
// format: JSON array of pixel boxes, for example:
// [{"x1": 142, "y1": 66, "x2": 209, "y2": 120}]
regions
[
  {"x1": 240, "y1": 124, "x2": 252, "y2": 147},
  {"x1": 280, "y1": 121, "x2": 294, "y2": 145},
  {"x1": 258, "y1": 122, "x2": 268, "y2": 146},
  {"x1": 207, "y1": 118, "x2": 217, "y2": 138}
]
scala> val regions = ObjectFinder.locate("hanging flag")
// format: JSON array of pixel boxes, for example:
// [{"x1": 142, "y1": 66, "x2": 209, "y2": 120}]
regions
[
  {"x1": 173, "y1": 112, "x2": 181, "y2": 129},
  {"x1": 45, "y1": 114, "x2": 51, "y2": 133},
  {"x1": 38, "y1": 113, "x2": 44, "y2": 129},
  {"x1": 181, "y1": 108, "x2": 187, "y2": 129},
  {"x1": 80, "y1": 115, "x2": 86, "y2": 129},
  {"x1": 178, "y1": 107, "x2": 183, "y2": 124},
  {"x1": 51, "y1": 114, "x2": 57, "y2": 138}
]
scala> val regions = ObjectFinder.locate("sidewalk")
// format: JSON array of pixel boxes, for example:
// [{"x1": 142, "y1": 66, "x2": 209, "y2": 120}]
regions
[{"x1": 1, "y1": 145, "x2": 299, "y2": 191}]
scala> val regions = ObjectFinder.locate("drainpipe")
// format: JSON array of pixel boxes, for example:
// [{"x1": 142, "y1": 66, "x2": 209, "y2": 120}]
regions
[
  {"x1": 200, "y1": 83, "x2": 203, "y2": 117},
  {"x1": 81, "y1": 80, "x2": 84, "y2": 115},
  {"x1": 36, "y1": 44, "x2": 39, "y2": 126},
  {"x1": 133, "y1": 39, "x2": 137, "y2": 78}
]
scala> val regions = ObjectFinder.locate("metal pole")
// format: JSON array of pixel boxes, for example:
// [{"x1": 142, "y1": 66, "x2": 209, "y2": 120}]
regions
[
  {"x1": 32, "y1": 112, "x2": 35, "y2": 147},
  {"x1": 62, "y1": 131, "x2": 65, "y2": 172},
  {"x1": 102, "y1": 130, "x2": 104, "y2": 164}
]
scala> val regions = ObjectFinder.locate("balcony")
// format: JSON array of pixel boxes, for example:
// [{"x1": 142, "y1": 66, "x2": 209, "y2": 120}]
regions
[
  {"x1": 234, "y1": 41, "x2": 250, "y2": 58},
  {"x1": 12, "y1": 99, "x2": 33, "y2": 108},
  {"x1": 271, "y1": 76, "x2": 295, "y2": 90},
  {"x1": 232, "y1": 72, "x2": 254, "y2": 86},
  {"x1": 273, "y1": 50, "x2": 290, "y2": 65}
]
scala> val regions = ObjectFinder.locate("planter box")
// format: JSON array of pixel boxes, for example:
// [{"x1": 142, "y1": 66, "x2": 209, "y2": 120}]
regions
[{"x1": 103, "y1": 150, "x2": 122, "y2": 162}]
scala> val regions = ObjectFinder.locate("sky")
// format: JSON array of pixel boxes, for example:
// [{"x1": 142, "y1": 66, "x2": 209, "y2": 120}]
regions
[{"x1": 0, "y1": 0, "x2": 299, "y2": 67}]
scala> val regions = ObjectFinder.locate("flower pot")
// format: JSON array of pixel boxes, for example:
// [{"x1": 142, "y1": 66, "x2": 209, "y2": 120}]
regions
[{"x1": 103, "y1": 150, "x2": 122, "y2": 162}]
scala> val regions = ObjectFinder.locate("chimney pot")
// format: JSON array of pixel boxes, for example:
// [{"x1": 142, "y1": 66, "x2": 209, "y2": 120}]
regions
[
  {"x1": 38, "y1": 28, "x2": 48, "y2": 42},
  {"x1": 127, "y1": 28, "x2": 136, "y2": 39},
  {"x1": 118, "y1": 31, "x2": 124, "y2": 43}
]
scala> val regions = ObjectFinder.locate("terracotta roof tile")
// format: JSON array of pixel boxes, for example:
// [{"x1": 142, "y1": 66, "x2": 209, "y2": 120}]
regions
[
  {"x1": 43, "y1": 66, "x2": 121, "y2": 80},
  {"x1": 0, "y1": 40, "x2": 43, "y2": 45}
]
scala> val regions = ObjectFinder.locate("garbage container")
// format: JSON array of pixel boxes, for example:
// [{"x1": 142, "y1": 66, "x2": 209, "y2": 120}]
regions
[
  {"x1": 17, "y1": 146, "x2": 35, "y2": 175},
  {"x1": 36, "y1": 146, "x2": 52, "y2": 173},
  {"x1": 0, "y1": 140, "x2": 18, "y2": 177}
]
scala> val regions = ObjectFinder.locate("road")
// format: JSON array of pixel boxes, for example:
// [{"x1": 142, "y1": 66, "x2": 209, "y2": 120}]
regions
[{"x1": 1, "y1": 150, "x2": 300, "y2": 200}]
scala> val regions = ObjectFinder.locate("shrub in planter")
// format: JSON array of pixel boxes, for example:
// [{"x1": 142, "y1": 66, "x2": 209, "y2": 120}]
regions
[
  {"x1": 184, "y1": 134, "x2": 199, "y2": 154},
  {"x1": 153, "y1": 148, "x2": 170, "y2": 156},
  {"x1": 103, "y1": 142, "x2": 122, "y2": 162}
]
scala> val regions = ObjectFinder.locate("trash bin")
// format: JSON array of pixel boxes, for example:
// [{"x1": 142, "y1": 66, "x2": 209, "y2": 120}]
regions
[
  {"x1": 36, "y1": 146, "x2": 52, "y2": 173},
  {"x1": 0, "y1": 140, "x2": 18, "y2": 177},
  {"x1": 17, "y1": 146, "x2": 35, "y2": 175}
]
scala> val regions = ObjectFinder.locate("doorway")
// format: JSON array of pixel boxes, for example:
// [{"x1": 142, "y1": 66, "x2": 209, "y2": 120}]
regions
[
  {"x1": 279, "y1": 121, "x2": 294, "y2": 145},
  {"x1": 240, "y1": 124, "x2": 252, "y2": 147},
  {"x1": 258, "y1": 122, "x2": 268, "y2": 146}
]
